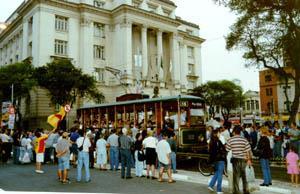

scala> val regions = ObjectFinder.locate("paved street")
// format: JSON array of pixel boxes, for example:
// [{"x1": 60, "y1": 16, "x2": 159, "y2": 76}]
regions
[
  {"x1": 0, "y1": 163, "x2": 287, "y2": 194},
  {"x1": 0, "y1": 163, "x2": 223, "y2": 194}
]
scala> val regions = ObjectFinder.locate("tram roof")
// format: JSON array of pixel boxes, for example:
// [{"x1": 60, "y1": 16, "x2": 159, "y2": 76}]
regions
[{"x1": 78, "y1": 95, "x2": 203, "y2": 110}]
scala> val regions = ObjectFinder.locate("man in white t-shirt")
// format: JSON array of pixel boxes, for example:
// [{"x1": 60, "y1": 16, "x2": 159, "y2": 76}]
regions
[
  {"x1": 76, "y1": 130, "x2": 91, "y2": 182},
  {"x1": 156, "y1": 131, "x2": 175, "y2": 183}
]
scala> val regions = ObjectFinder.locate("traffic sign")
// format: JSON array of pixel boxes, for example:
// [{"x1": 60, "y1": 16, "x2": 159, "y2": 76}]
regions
[{"x1": 64, "y1": 104, "x2": 71, "y2": 113}]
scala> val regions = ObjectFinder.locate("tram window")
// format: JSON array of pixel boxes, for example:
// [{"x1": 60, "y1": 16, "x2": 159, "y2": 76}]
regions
[{"x1": 190, "y1": 108, "x2": 205, "y2": 125}]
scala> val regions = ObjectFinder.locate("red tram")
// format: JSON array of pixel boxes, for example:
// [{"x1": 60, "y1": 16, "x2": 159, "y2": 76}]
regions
[{"x1": 76, "y1": 94, "x2": 208, "y2": 155}]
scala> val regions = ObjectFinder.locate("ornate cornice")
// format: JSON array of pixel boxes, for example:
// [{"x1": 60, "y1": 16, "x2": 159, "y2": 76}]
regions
[
  {"x1": 112, "y1": 4, "x2": 180, "y2": 28},
  {"x1": 178, "y1": 30, "x2": 205, "y2": 44}
]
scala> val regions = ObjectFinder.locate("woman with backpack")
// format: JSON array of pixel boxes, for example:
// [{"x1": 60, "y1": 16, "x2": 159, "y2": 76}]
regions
[
  {"x1": 208, "y1": 128, "x2": 227, "y2": 194},
  {"x1": 257, "y1": 126, "x2": 273, "y2": 186}
]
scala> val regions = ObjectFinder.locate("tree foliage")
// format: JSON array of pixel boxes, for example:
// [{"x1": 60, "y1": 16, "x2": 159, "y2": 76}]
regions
[
  {"x1": 34, "y1": 59, "x2": 104, "y2": 106},
  {"x1": 192, "y1": 80, "x2": 243, "y2": 121},
  {"x1": 0, "y1": 60, "x2": 36, "y2": 127},
  {"x1": 214, "y1": 0, "x2": 300, "y2": 122}
]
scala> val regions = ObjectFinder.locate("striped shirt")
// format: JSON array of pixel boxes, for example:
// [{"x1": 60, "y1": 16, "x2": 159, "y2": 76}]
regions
[{"x1": 226, "y1": 135, "x2": 251, "y2": 159}]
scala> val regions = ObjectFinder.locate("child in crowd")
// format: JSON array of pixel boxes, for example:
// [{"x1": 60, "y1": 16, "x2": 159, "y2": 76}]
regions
[{"x1": 286, "y1": 145, "x2": 299, "y2": 187}]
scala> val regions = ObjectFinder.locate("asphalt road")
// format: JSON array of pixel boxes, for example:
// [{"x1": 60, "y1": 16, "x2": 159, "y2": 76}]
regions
[{"x1": 0, "y1": 163, "x2": 234, "y2": 194}]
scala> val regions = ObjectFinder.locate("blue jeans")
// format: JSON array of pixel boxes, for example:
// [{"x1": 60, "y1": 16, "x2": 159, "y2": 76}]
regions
[
  {"x1": 13, "y1": 146, "x2": 20, "y2": 164},
  {"x1": 19, "y1": 147, "x2": 26, "y2": 162},
  {"x1": 120, "y1": 149, "x2": 131, "y2": 178},
  {"x1": 170, "y1": 152, "x2": 176, "y2": 172},
  {"x1": 135, "y1": 151, "x2": 144, "y2": 177},
  {"x1": 260, "y1": 158, "x2": 272, "y2": 184},
  {"x1": 77, "y1": 151, "x2": 90, "y2": 182},
  {"x1": 208, "y1": 161, "x2": 225, "y2": 192},
  {"x1": 273, "y1": 141, "x2": 282, "y2": 158},
  {"x1": 110, "y1": 146, "x2": 119, "y2": 170}
]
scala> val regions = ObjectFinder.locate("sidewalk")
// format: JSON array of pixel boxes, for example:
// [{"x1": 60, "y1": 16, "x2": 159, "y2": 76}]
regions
[{"x1": 161, "y1": 169, "x2": 298, "y2": 194}]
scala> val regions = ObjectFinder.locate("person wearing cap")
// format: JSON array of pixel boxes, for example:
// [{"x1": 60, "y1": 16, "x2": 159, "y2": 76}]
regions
[
  {"x1": 56, "y1": 132, "x2": 71, "y2": 184},
  {"x1": 226, "y1": 125, "x2": 252, "y2": 194},
  {"x1": 119, "y1": 127, "x2": 133, "y2": 179},
  {"x1": 256, "y1": 126, "x2": 273, "y2": 186}
]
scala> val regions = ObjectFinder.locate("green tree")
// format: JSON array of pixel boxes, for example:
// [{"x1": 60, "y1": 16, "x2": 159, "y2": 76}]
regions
[
  {"x1": 192, "y1": 80, "x2": 243, "y2": 122},
  {"x1": 0, "y1": 60, "x2": 36, "y2": 128},
  {"x1": 34, "y1": 59, "x2": 104, "y2": 106},
  {"x1": 214, "y1": 0, "x2": 300, "y2": 123}
]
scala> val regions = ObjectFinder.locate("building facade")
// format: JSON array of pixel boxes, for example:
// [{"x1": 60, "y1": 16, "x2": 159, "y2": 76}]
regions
[
  {"x1": 0, "y1": 0, "x2": 204, "y2": 129},
  {"x1": 243, "y1": 90, "x2": 260, "y2": 116},
  {"x1": 259, "y1": 68, "x2": 300, "y2": 122}
]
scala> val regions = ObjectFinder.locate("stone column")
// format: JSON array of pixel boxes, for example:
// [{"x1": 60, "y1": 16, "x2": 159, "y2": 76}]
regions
[
  {"x1": 194, "y1": 46, "x2": 202, "y2": 86},
  {"x1": 141, "y1": 25, "x2": 148, "y2": 79},
  {"x1": 170, "y1": 33, "x2": 180, "y2": 87},
  {"x1": 79, "y1": 16, "x2": 93, "y2": 74},
  {"x1": 157, "y1": 30, "x2": 163, "y2": 80},
  {"x1": 181, "y1": 42, "x2": 188, "y2": 87},
  {"x1": 21, "y1": 20, "x2": 28, "y2": 60},
  {"x1": 120, "y1": 20, "x2": 132, "y2": 80}
]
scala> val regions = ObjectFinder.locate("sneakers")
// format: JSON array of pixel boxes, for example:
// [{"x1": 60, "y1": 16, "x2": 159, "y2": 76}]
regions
[
  {"x1": 208, "y1": 186, "x2": 214, "y2": 192},
  {"x1": 35, "y1": 170, "x2": 44, "y2": 174}
]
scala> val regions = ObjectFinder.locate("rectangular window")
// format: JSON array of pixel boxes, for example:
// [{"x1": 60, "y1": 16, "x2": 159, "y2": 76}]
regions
[
  {"x1": 246, "y1": 101, "x2": 250, "y2": 110},
  {"x1": 94, "y1": 68, "x2": 105, "y2": 82},
  {"x1": 54, "y1": 39, "x2": 68, "y2": 56},
  {"x1": 94, "y1": 23, "x2": 105, "y2": 38},
  {"x1": 28, "y1": 17, "x2": 33, "y2": 35},
  {"x1": 188, "y1": 80, "x2": 196, "y2": 89},
  {"x1": 93, "y1": 45, "x2": 105, "y2": 60},
  {"x1": 266, "y1": 88, "x2": 273, "y2": 96},
  {"x1": 55, "y1": 15, "x2": 68, "y2": 32},
  {"x1": 188, "y1": 64, "x2": 195, "y2": 75},
  {"x1": 265, "y1": 75, "x2": 272, "y2": 82},
  {"x1": 94, "y1": 0, "x2": 105, "y2": 8},
  {"x1": 28, "y1": 42, "x2": 32, "y2": 57},
  {"x1": 187, "y1": 46, "x2": 194, "y2": 58}
]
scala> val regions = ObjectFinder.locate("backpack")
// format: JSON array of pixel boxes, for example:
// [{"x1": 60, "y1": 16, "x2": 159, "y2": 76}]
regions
[{"x1": 137, "y1": 150, "x2": 146, "y2": 161}]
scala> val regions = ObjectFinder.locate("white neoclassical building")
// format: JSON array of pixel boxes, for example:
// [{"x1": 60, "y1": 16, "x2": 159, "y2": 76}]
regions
[{"x1": 0, "y1": 0, "x2": 204, "y2": 128}]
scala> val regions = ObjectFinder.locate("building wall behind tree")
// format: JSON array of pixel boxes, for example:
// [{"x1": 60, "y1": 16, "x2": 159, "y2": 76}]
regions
[{"x1": 0, "y1": 0, "x2": 204, "y2": 129}]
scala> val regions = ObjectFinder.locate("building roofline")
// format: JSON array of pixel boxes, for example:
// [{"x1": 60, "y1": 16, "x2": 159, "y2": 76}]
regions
[
  {"x1": 176, "y1": 17, "x2": 199, "y2": 29},
  {"x1": 159, "y1": 0, "x2": 177, "y2": 7}
]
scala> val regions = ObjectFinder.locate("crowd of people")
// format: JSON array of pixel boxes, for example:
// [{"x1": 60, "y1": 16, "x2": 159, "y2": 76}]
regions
[
  {"x1": 207, "y1": 121, "x2": 300, "y2": 194},
  {"x1": 0, "y1": 121, "x2": 177, "y2": 185},
  {"x1": 0, "y1": 119, "x2": 299, "y2": 192}
]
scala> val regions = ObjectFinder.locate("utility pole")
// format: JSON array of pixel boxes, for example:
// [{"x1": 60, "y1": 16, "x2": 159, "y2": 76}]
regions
[{"x1": 11, "y1": 84, "x2": 14, "y2": 105}]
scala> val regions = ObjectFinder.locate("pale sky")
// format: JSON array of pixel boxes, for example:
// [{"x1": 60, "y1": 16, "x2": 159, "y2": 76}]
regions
[{"x1": 0, "y1": 0, "x2": 259, "y2": 91}]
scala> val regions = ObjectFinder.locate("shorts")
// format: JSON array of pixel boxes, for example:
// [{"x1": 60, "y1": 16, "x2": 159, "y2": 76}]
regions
[
  {"x1": 36, "y1": 153, "x2": 44, "y2": 163},
  {"x1": 145, "y1": 148, "x2": 157, "y2": 165},
  {"x1": 159, "y1": 162, "x2": 171, "y2": 169},
  {"x1": 58, "y1": 156, "x2": 70, "y2": 170}
]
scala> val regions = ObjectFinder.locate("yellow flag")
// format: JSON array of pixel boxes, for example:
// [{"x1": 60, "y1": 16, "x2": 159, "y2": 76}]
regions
[{"x1": 47, "y1": 106, "x2": 66, "y2": 129}]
